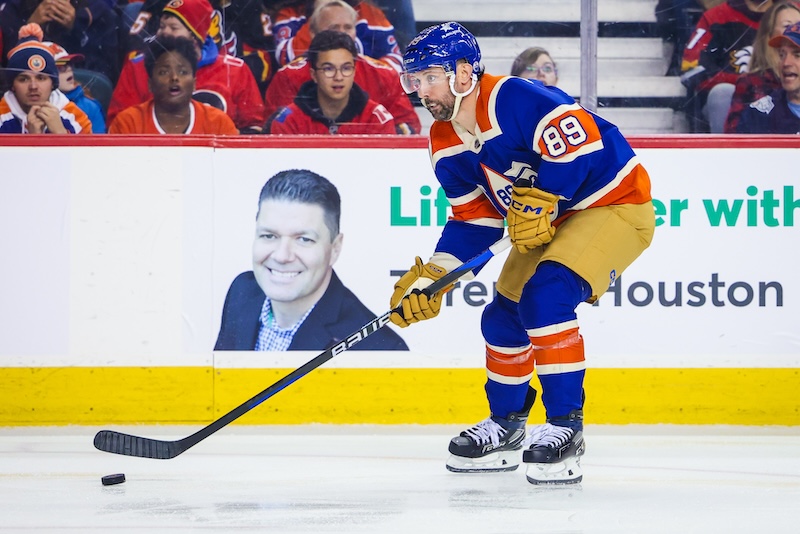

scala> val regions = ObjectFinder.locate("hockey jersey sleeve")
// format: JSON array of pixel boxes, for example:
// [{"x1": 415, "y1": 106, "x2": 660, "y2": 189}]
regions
[{"x1": 224, "y1": 55, "x2": 267, "y2": 132}]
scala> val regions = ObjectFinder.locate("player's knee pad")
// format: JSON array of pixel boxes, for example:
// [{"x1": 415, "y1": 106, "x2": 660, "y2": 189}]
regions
[
  {"x1": 519, "y1": 262, "x2": 592, "y2": 328},
  {"x1": 481, "y1": 293, "x2": 529, "y2": 347}
]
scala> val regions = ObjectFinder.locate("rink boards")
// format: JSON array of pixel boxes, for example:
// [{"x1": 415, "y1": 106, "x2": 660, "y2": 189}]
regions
[{"x1": 1, "y1": 136, "x2": 798, "y2": 426}]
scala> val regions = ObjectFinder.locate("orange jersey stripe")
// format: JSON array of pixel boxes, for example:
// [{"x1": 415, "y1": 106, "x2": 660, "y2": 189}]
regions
[{"x1": 450, "y1": 195, "x2": 504, "y2": 222}]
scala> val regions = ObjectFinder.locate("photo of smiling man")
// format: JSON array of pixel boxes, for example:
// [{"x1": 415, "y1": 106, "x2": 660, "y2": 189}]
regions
[{"x1": 214, "y1": 169, "x2": 408, "y2": 351}]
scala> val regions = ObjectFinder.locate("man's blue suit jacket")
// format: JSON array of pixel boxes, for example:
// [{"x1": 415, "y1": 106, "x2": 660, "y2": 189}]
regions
[{"x1": 214, "y1": 270, "x2": 408, "y2": 351}]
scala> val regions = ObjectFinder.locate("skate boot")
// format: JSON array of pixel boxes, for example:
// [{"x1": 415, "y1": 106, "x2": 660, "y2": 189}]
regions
[
  {"x1": 446, "y1": 387, "x2": 536, "y2": 473},
  {"x1": 523, "y1": 410, "x2": 585, "y2": 485}
]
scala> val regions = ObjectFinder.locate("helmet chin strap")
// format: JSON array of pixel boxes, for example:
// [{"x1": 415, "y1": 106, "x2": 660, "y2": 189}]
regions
[{"x1": 444, "y1": 73, "x2": 478, "y2": 122}]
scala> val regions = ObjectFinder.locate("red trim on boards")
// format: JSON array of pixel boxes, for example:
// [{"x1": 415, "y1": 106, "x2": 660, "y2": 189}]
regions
[{"x1": 0, "y1": 134, "x2": 798, "y2": 149}]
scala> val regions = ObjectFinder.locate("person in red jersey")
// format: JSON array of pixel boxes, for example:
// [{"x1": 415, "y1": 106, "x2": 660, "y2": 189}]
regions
[
  {"x1": 108, "y1": 35, "x2": 237, "y2": 134},
  {"x1": 108, "y1": 0, "x2": 265, "y2": 133},
  {"x1": 266, "y1": 30, "x2": 394, "y2": 134},
  {"x1": 264, "y1": 0, "x2": 419, "y2": 134}
]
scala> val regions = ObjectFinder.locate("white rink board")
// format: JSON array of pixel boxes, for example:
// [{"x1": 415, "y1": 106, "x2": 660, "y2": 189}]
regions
[{"x1": 0, "y1": 145, "x2": 797, "y2": 368}]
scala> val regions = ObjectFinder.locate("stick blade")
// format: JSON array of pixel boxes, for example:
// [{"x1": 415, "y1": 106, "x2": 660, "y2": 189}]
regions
[{"x1": 93, "y1": 430, "x2": 182, "y2": 459}]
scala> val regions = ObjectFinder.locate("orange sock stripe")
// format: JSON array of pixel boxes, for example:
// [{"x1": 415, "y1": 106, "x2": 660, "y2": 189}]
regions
[
  {"x1": 485, "y1": 345, "x2": 535, "y2": 379},
  {"x1": 531, "y1": 329, "x2": 585, "y2": 367}
]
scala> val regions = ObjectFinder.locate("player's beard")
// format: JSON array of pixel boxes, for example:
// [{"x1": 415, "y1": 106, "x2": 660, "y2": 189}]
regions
[{"x1": 423, "y1": 93, "x2": 456, "y2": 121}]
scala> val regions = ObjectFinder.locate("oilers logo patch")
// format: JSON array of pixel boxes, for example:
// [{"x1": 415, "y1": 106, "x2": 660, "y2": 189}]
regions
[{"x1": 28, "y1": 55, "x2": 46, "y2": 72}]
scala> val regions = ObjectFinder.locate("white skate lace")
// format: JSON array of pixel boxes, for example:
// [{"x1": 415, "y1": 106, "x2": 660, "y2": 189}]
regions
[
  {"x1": 524, "y1": 423, "x2": 573, "y2": 448},
  {"x1": 463, "y1": 418, "x2": 506, "y2": 447}
]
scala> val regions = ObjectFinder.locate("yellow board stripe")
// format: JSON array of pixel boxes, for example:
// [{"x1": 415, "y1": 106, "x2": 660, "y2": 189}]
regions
[{"x1": 1, "y1": 367, "x2": 798, "y2": 426}]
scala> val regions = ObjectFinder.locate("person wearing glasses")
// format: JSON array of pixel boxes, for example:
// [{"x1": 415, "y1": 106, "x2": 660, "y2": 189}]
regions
[
  {"x1": 510, "y1": 47, "x2": 559, "y2": 87},
  {"x1": 264, "y1": 0, "x2": 420, "y2": 134},
  {"x1": 266, "y1": 30, "x2": 395, "y2": 134}
]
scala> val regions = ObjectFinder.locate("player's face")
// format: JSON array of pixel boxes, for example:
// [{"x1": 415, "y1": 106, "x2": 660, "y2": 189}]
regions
[
  {"x1": 520, "y1": 54, "x2": 558, "y2": 86},
  {"x1": 148, "y1": 51, "x2": 196, "y2": 109},
  {"x1": 252, "y1": 199, "x2": 342, "y2": 309},
  {"x1": 778, "y1": 44, "x2": 800, "y2": 101},
  {"x1": 157, "y1": 14, "x2": 195, "y2": 40},
  {"x1": 315, "y1": 5, "x2": 357, "y2": 41},
  {"x1": 11, "y1": 72, "x2": 53, "y2": 112},
  {"x1": 406, "y1": 67, "x2": 454, "y2": 121},
  {"x1": 312, "y1": 49, "x2": 356, "y2": 103}
]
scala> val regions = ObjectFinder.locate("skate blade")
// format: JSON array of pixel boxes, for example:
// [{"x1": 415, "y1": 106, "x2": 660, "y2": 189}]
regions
[
  {"x1": 525, "y1": 456, "x2": 582, "y2": 485},
  {"x1": 446, "y1": 450, "x2": 521, "y2": 473}
]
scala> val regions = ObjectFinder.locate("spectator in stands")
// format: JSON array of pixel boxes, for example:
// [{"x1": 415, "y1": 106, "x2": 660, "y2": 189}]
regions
[
  {"x1": 215, "y1": 168, "x2": 408, "y2": 351},
  {"x1": 125, "y1": 0, "x2": 277, "y2": 95},
  {"x1": 49, "y1": 41, "x2": 106, "y2": 133},
  {"x1": 736, "y1": 20, "x2": 800, "y2": 133},
  {"x1": 273, "y1": 0, "x2": 402, "y2": 72},
  {"x1": 0, "y1": 23, "x2": 91, "y2": 133},
  {"x1": 725, "y1": 0, "x2": 800, "y2": 132},
  {"x1": 264, "y1": 0, "x2": 419, "y2": 134},
  {"x1": 0, "y1": 0, "x2": 120, "y2": 84},
  {"x1": 681, "y1": 0, "x2": 774, "y2": 132},
  {"x1": 266, "y1": 30, "x2": 394, "y2": 134},
  {"x1": 108, "y1": 35, "x2": 238, "y2": 134},
  {"x1": 108, "y1": 0, "x2": 266, "y2": 133},
  {"x1": 510, "y1": 47, "x2": 559, "y2": 86}
]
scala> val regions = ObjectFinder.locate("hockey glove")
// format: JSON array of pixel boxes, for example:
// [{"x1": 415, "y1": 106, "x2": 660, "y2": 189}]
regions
[
  {"x1": 507, "y1": 185, "x2": 559, "y2": 254},
  {"x1": 389, "y1": 257, "x2": 449, "y2": 328}
]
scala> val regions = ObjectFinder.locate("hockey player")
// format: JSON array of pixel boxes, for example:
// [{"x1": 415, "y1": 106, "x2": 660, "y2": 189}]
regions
[{"x1": 389, "y1": 22, "x2": 655, "y2": 485}]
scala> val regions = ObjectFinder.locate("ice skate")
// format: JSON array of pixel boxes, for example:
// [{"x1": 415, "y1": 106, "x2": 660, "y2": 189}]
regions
[
  {"x1": 523, "y1": 410, "x2": 585, "y2": 485},
  {"x1": 446, "y1": 387, "x2": 536, "y2": 473}
]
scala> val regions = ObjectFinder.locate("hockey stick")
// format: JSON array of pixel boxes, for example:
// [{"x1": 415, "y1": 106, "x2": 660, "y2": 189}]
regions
[{"x1": 94, "y1": 235, "x2": 512, "y2": 459}]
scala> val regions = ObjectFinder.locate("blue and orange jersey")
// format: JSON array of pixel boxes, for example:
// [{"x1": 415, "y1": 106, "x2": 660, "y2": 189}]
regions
[{"x1": 428, "y1": 73, "x2": 651, "y2": 263}]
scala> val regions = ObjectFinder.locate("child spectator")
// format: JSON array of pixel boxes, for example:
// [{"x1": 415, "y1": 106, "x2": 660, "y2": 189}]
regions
[
  {"x1": 736, "y1": 20, "x2": 800, "y2": 132},
  {"x1": 264, "y1": 0, "x2": 419, "y2": 134},
  {"x1": 108, "y1": 0, "x2": 266, "y2": 133},
  {"x1": 108, "y1": 35, "x2": 238, "y2": 134},
  {"x1": 273, "y1": 0, "x2": 402, "y2": 72},
  {"x1": 681, "y1": 0, "x2": 774, "y2": 132},
  {"x1": 724, "y1": 0, "x2": 800, "y2": 132},
  {"x1": 48, "y1": 41, "x2": 106, "y2": 133},
  {"x1": 0, "y1": 23, "x2": 91, "y2": 133},
  {"x1": 510, "y1": 47, "x2": 559, "y2": 86},
  {"x1": 266, "y1": 29, "x2": 394, "y2": 134}
]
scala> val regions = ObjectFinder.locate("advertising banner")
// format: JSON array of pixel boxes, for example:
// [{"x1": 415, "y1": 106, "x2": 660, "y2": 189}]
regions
[{"x1": 1, "y1": 143, "x2": 797, "y2": 369}]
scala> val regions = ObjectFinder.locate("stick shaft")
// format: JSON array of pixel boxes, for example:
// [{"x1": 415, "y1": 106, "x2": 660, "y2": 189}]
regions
[{"x1": 94, "y1": 235, "x2": 511, "y2": 459}]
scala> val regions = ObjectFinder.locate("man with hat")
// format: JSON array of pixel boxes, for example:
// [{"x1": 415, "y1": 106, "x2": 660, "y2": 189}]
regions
[
  {"x1": 108, "y1": 0, "x2": 265, "y2": 133},
  {"x1": 49, "y1": 41, "x2": 106, "y2": 133},
  {"x1": 0, "y1": 23, "x2": 91, "y2": 133},
  {"x1": 737, "y1": 20, "x2": 800, "y2": 133}
]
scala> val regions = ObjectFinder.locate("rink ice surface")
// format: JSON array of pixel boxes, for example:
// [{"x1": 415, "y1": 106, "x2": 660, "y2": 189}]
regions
[{"x1": 1, "y1": 425, "x2": 799, "y2": 533}]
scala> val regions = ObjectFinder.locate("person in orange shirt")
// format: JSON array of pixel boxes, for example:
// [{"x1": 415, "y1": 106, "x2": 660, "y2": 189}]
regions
[{"x1": 108, "y1": 35, "x2": 237, "y2": 134}]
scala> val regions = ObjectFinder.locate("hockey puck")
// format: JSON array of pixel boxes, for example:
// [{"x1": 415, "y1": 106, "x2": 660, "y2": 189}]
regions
[{"x1": 101, "y1": 473, "x2": 126, "y2": 486}]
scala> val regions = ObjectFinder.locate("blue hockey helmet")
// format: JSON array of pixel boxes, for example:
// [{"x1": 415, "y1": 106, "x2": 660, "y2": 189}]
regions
[{"x1": 402, "y1": 22, "x2": 482, "y2": 77}]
